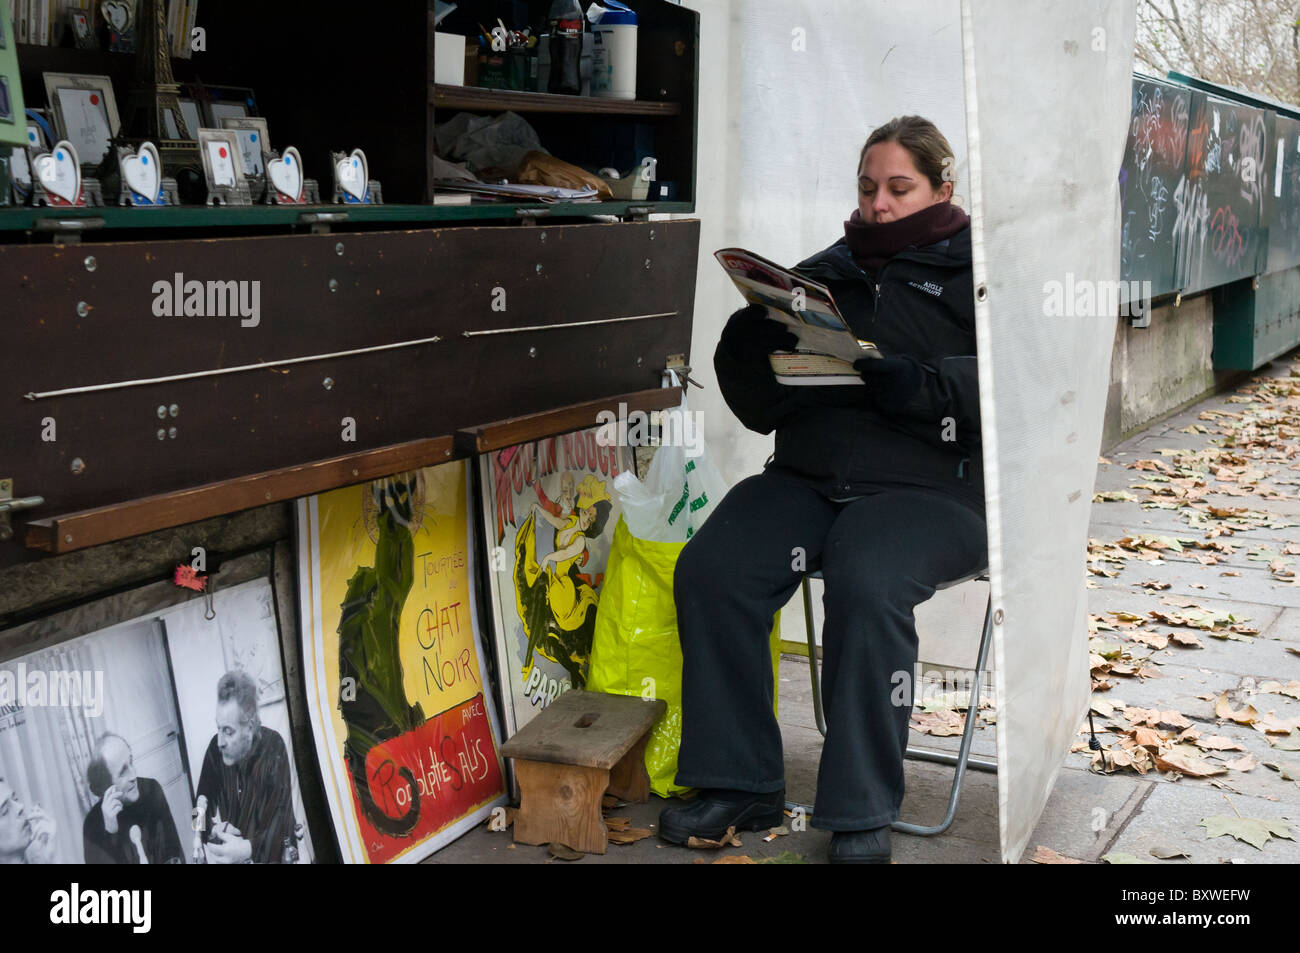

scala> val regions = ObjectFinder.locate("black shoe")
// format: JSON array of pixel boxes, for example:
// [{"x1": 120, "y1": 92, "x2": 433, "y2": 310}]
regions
[
  {"x1": 657, "y1": 789, "x2": 786, "y2": 844},
  {"x1": 828, "y1": 826, "x2": 892, "y2": 864}
]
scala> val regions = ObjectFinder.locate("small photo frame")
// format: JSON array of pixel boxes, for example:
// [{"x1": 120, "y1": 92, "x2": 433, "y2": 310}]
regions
[
  {"x1": 196, "y1": 85, "x2": 258, "y2": 127},
  {"x1": 42, "y1": 72, "x2": 120, "y2": 166},
  {"x1": 69, "y1": 10, "x2": 98, "y2": 50},
  {"x1": 197, "y1": 127, "x2": 250, "y2": 205},
  {"x1": 161, "y1": 95, "x2": 203, "y2": 141},
  {"x1": 220, "y1": 116, "x2": 270, "y2": 178}
]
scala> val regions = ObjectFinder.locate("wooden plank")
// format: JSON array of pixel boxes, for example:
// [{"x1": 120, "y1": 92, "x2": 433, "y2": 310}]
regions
[
  {"x1": 455, "y1": 387, "x2": 682, "y2": 454},
  {"x1": 25, "y1": 435, "x2": 457, "y2": 554},
  {"x1": 430, "y1": 84, "x2": 681, "y2": 116},
  {"x1": 512, "y1": 760, "x2": 609, "y2": 854},
  {"x1": 500, "y1": 689, "x2": 667, "y2": 770}
]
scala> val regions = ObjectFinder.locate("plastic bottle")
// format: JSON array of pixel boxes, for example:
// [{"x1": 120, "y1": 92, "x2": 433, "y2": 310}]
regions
[
  {"x1": 547, "y1": 0, "x2": 584, "y2": 95},
  {"x1": 590, "y1": 1, "x2": 637, "y2": 100}
]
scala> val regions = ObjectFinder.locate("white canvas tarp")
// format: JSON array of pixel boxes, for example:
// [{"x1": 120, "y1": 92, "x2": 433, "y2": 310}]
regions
[
  {"x1": 685, "y1": 0, "x2": 1134, "y2": 860},
  {"x1": 962, "y1": 0, "x2": 1135, "y2": 861}
]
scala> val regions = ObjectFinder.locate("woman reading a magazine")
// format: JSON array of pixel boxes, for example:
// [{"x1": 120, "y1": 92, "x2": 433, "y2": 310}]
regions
[{"x1": 661, "y1": 116, "x2": 987, "y2": 864}]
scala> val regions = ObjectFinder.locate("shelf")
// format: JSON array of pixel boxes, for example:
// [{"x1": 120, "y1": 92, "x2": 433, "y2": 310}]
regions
[
  {"x1": 0, "y1": 200, "x2": 695, "y2": 233},
  {"x1": 431, "y1": 84, "x2": 681, "y2": 116}
]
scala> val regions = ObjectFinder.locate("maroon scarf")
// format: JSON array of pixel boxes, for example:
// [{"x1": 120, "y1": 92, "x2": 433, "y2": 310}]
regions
[{"x1": 843, "y1": 202, "x2": 969, "y2": 273}]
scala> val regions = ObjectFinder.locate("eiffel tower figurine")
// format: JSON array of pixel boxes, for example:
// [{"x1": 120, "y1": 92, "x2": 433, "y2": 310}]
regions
[{"x1": 122, "y1": 0, "x2": 199, "y2": 180}]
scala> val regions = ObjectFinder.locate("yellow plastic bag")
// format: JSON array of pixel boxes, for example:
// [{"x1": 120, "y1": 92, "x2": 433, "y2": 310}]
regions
[{"x1": 587, "y1": 515, "x2": 782, "y2": 798}]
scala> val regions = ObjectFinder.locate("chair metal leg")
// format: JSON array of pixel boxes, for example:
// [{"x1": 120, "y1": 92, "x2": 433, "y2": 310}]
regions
[
  {"x1": 892, "y1": 593, "x2": 996, "y2": 836},
  {"x1": 790, "y1": 585, "x2": 998, "y2": 837},
  {"x1": 803, "y1": 575, "x2": 827, "y2": 737}
]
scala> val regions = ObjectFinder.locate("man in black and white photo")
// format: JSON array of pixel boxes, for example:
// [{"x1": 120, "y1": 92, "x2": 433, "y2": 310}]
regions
[
  {"x1": 0, "y1": 774, "x2": 56, "y2": 864},
  {"x1": 82, "y1": 733, "x2": 183, "y2": 864},
  {"x1": 196, "y1": 670, "x2": 296, "y2": 864}
]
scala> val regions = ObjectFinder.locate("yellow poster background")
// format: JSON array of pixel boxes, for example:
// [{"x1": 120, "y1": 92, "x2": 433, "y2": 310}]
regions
[{"x1": 314, "y1": 463, "x2": 485, "y2": 757}]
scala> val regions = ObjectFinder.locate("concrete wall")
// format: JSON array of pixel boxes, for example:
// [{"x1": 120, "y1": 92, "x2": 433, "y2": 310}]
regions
[{"x1": 1101, "y1": 292, "x2": 1216, "y2": 451}]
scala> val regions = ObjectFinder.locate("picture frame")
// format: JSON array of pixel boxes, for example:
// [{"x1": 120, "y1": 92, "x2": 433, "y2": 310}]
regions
[
  {"x1": 42, "y1": 72, "x2": 120, "y2": 166},
  {"x1": 0, "y1": 562, "x2": 326, "y2": 865},
  {"x1": 194, "y1": 84, "x2": 258, "y2": 127},
  {"x1": 220, "y1": 116, "x2": 269, "y2": 178},
  {"x1": 161, "y1": 95, "x2": 203, "y2": 141},
  {"x1": 196, "y1": 127, "x2": 251, "y2": 205},
  {"x1": 295, "y1": 462, "x2": 508, "y2": 863},
  {"x1": 69, "y1": 10, "x2": 98, "y2": 50},
  {"x1": 478, "y1": 428, "x2": 635, "y2": 738}
]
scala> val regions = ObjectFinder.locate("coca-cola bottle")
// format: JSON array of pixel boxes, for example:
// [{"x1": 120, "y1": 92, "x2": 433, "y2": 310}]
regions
[{"x1": 547, "y1": 0, "x2": 584, "y2": 95}]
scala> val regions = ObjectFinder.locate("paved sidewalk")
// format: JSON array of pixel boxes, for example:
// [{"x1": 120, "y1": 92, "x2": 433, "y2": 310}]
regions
[{"x1": 432, "y1": 352, "x2": 1300, "y2": 864}]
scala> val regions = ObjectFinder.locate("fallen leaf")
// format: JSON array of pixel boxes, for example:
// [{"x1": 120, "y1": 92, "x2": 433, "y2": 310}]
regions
[
  {"x1": 1194, "y1": 735, "x2": 1246, "y2": 751},
  {"x1": 1224, "y1": 753, "x2": 1258, "y2": 771},
  {"x1": 1259, "y1": 680, "x2": 1300, "y2": 700},
  {"x1": 1031, "y1": 845, "x2": 1084, "y2": 864},
  {"x1": 687, "y1": 826, "x2": 743, "y2": 850},
  {"x1": 1269, "y1": 729, "x2": 1300, "y2": 751},
  {"x1": 1262, "y1": 761, "x2": 1300, "y2": 781},
  {"x1": 1149, "y1": 845, "x2": 1191, "y2": 859},
  {"x1": 548, "y1": 842, "x2": 584, "y2": 861},
  {"x1": 763, "y1": 825, "x2": 790, "y2": 843},
  {"x1": 1155, "y1": 745, "x2": 1228, "y2": 777},
  {"x1": 1102, "y1": 852, "x2": 1153, "y2": 864},
  {"x1": 709, "y1": 855, "x2": 757, "y2": 864},
  {"x1": 1215, "y1": 694, "x2": 1259, "y2": 725},
  {"x1": 1198, "y1": 815, "x2": 1294, "y2": 850},
  {"x1": 1171, "y1": 632, "x2": 1203, "y2": 648},
  {"x1": 1136, "y1": 580, "x2": 1172, "y2": 590},
  {"x1": 607, "y1": 827, "x2": 654, "y2": 845}
]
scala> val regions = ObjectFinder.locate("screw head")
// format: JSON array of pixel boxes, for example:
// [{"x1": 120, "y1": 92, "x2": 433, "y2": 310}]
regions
[
  {"x1": 649, "y1": 230, "x2": 655, "y2": 240},
  {"x1": 329, "y1": 278, "x2": 339, "y2": 292},
  {"x1": 169, "y1": 403, "x2": 179, "y2": 417},
  {"x1": 529, "y1": 347, "x2": 537, "y2": 358},
  {"x1": 540, "y1": 231, "x2": 547, "y2": 241},
  {"x1": 83, "y1": 255, "x2": 97, "y2": 272},
  {"x1": 168, "y1": 426, "x2": 177, "y2": 439},
  {"x1": 644, "y1": 259, "x2": 651, "y2": 269},
  {"x1": 335, "y1": 242, "x2": 345, "y2": 256},
  {"x1": 157, "y1": 428, "x2": 166, "y2": 440},
  {"x1": 70, "y1": 457, "x2": 85, "y2": 474},
  {"x1": 636, "y1": 356, "x2": 643, "y2": 365},
  {"x1": 323, "y1": 377, "x2": 335, "y2": 390},
  {"x1": 157, "y1": 405, "x2": 168, "y2": 419},
  {"x1": 535, "y1": 263, "x2": 543, "y2": 274},
  {"x1": 64, "y1": 533, "x2": 73, "y2": 544},
  {"x1": 76, "y1": 301, "x2": 89, "y2": 317},
  {"x1": 993, "y1": 608, "x2": 1004, "y2": 625},
  {"x1": 976, "y1": 284, "x2": 988, "y2": 302}
]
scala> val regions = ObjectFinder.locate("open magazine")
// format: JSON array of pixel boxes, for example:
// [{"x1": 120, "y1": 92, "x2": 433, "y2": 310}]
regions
[{"x1": 714, "y1": 247, "x2": 881, "y2": 385}]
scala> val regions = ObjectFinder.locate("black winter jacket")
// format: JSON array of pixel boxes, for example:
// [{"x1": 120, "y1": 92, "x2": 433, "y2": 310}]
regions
[{"x1": 714, "y1": 225, "x2": 985, "y2": 517}]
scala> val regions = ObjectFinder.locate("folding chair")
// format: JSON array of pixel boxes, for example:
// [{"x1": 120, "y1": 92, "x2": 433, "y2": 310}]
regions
[{"x1": 789, "y1": 566, "x2": 996, "y2": 836}]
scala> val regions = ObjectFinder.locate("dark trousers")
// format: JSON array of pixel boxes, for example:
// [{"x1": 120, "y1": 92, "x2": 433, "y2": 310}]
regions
[{"x1": 673, "y1": 466, "x2": 987, "y2": 830}]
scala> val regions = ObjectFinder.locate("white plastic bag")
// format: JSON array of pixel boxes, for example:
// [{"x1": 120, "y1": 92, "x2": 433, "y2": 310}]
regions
[{"x1": 614, "y1": 371, "x2": 730, "y2": 542}]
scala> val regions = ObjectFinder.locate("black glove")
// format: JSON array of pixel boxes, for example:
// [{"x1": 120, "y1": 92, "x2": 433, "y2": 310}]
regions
[
  {"x1": 720, "y1": 303, "x2": 799, "y2": 364},
  {"x1": 853, "y1": 354, "x2": 926, "y2": 412}
]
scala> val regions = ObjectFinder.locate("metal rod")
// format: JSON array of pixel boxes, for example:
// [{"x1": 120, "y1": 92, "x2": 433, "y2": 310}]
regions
[
  {"x1": 23, "y1": 334, "x2": 444, "y2": 401},
  {"x1": 462, "y1": 311, "x2": 677, "y2": 337}
]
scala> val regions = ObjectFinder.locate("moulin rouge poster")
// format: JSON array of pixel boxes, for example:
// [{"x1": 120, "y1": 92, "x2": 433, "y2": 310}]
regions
[
  {"x1": 480, "y1": 427, "x2": 633, "y2": 737},
  {"x1": 297, "y1": 461, "x2": 506, "y2": 864}
]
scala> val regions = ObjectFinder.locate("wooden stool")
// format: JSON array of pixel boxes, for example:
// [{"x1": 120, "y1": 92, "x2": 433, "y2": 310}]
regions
[{"x1": 501, "y1": 689, "x2": 667, "y2": 855}]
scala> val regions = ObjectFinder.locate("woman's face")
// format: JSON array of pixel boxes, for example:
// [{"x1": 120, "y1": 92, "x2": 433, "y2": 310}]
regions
[{"x1": 857, "y1": 140, "x2": 952, "y2": 224}]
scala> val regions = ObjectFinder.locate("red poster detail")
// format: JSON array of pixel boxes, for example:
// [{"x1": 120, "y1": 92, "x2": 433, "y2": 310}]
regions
[{"x1": 347, "y1": 694, "x2": 503, "y2": 863}]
